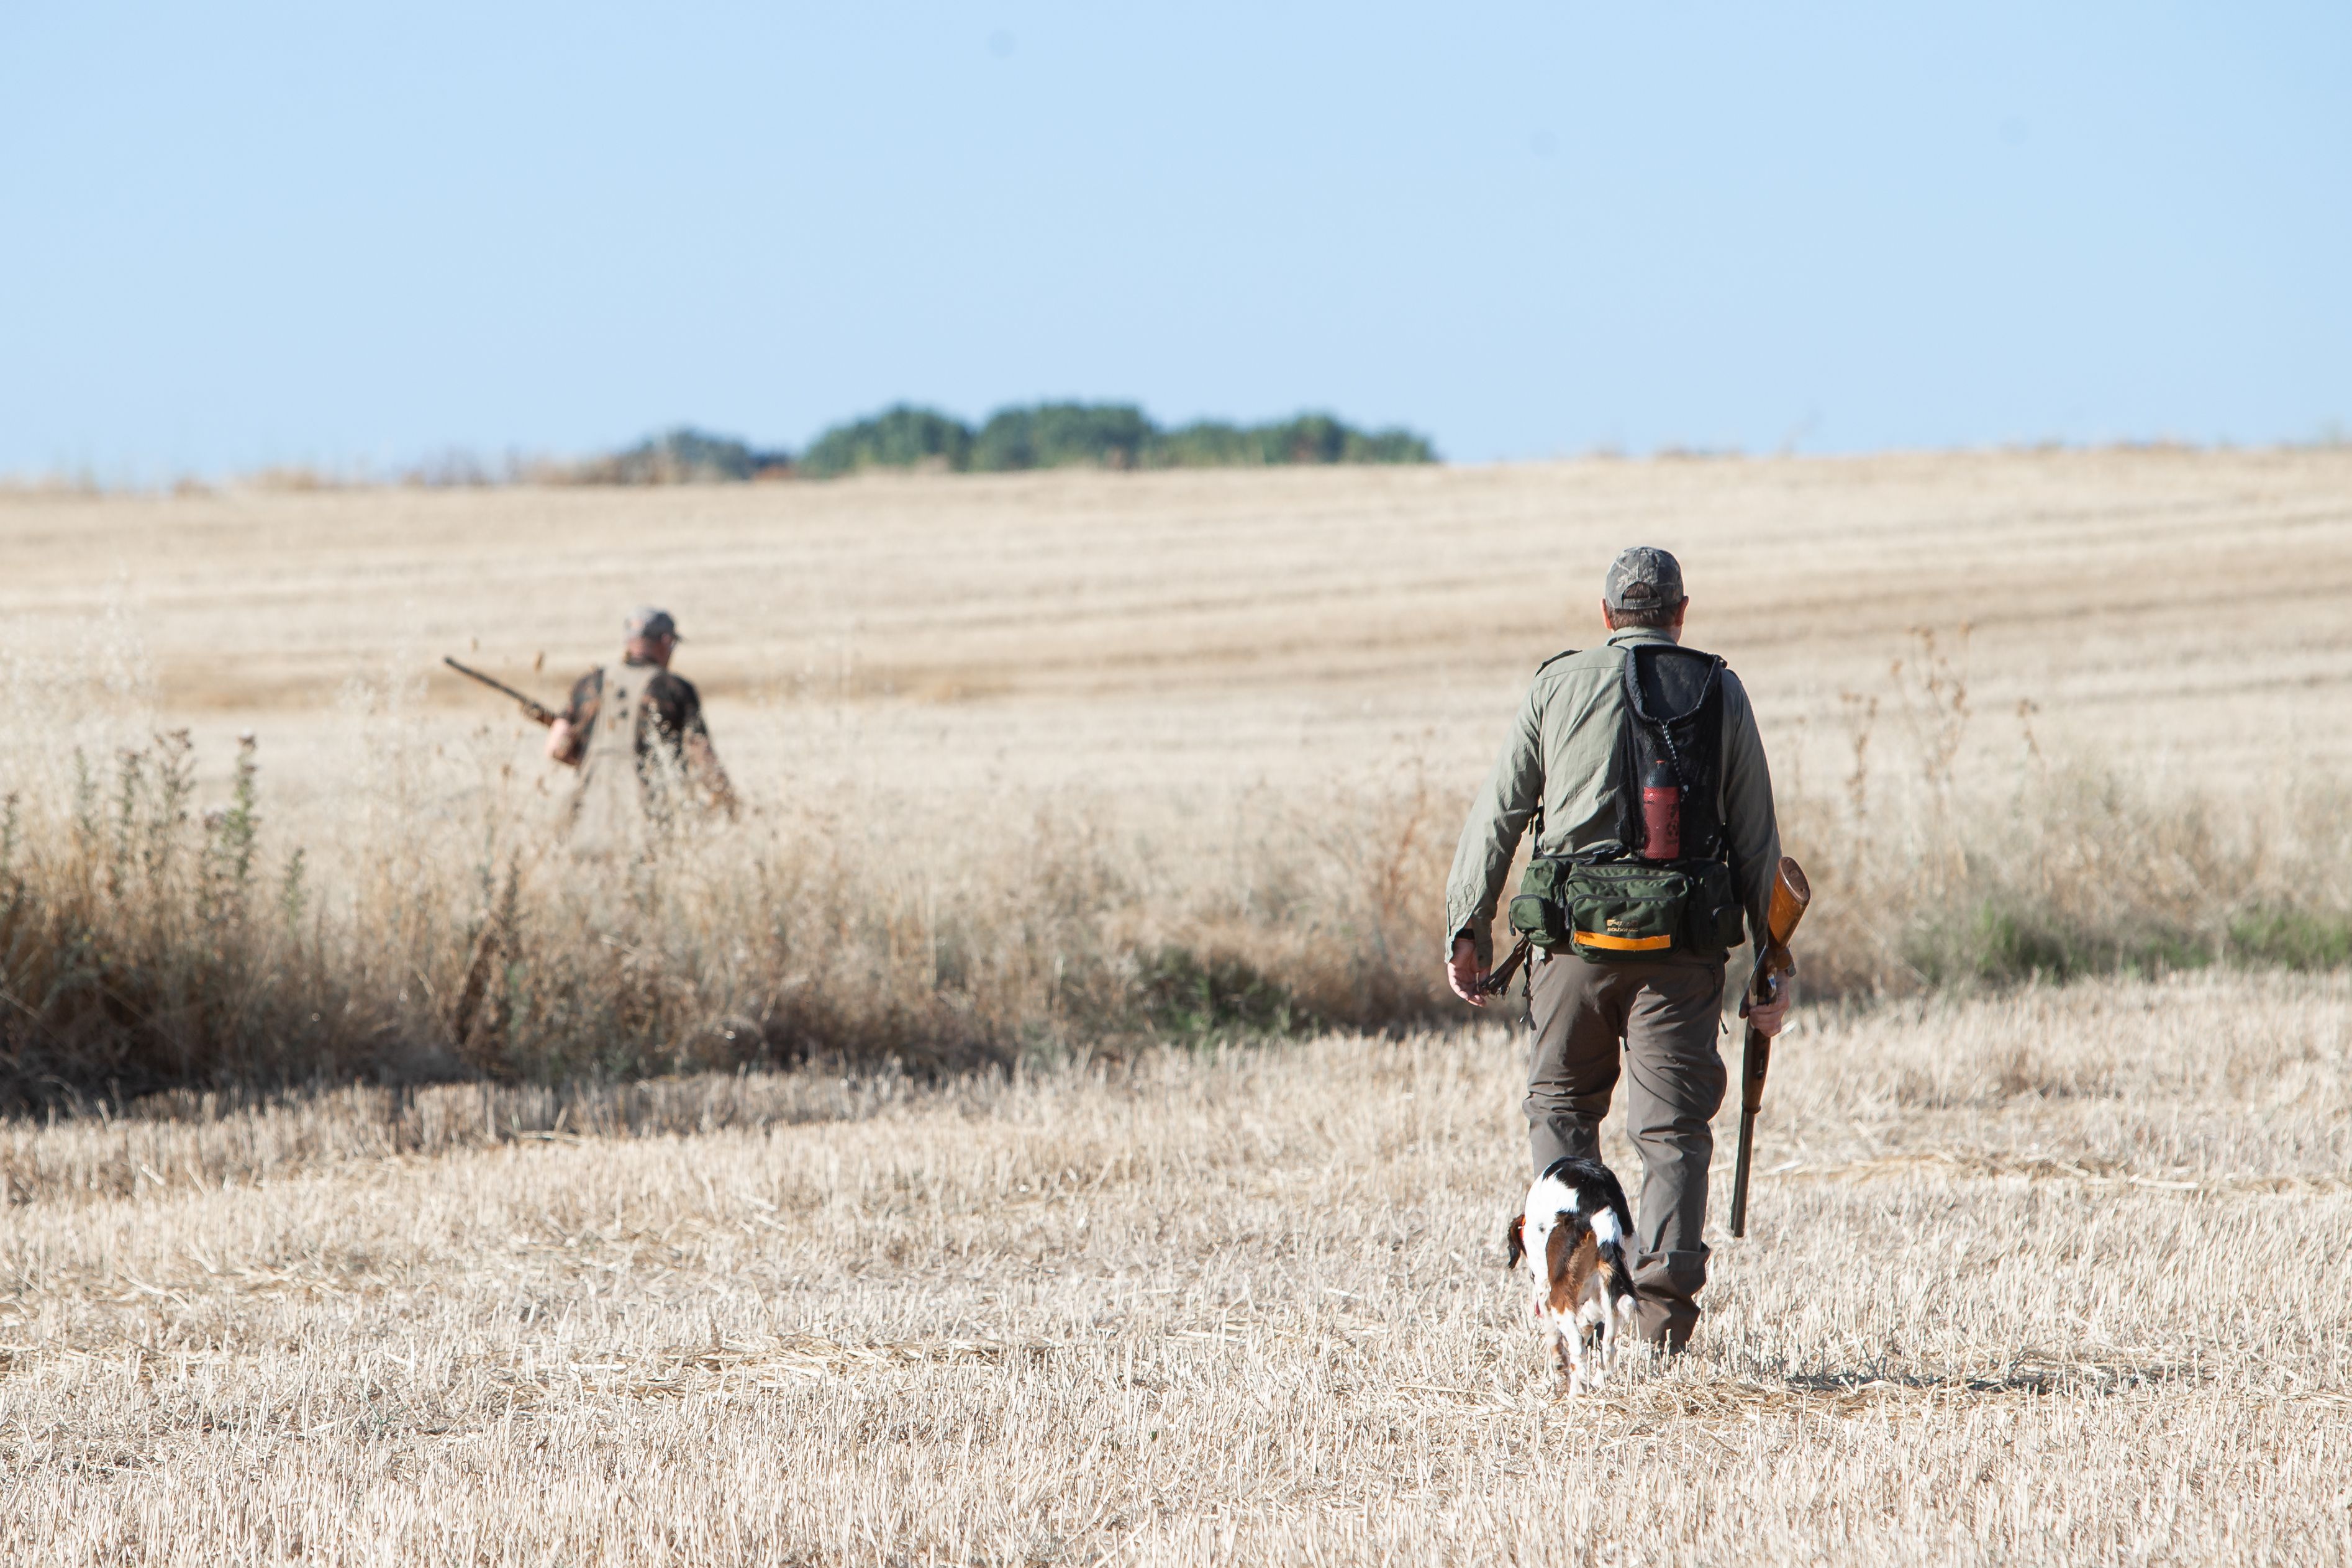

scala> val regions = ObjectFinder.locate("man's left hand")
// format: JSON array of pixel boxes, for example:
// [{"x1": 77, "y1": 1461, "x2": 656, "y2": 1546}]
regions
[{"x1": 1743, "y1": 981, "x2": 1791, "y2": 1038}]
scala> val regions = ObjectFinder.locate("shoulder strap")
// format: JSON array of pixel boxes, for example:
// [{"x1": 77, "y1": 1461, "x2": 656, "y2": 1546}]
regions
[{"x1": 1533, "y1": 648, "x2": 1580, "y2": 675}]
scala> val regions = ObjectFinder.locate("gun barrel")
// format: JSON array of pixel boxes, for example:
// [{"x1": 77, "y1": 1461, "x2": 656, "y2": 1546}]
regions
[
  {"x1": 442, "y1": 657, "x2": 557, "y2": 725},
  {"x1": 1729, "y1": 856, "x2": 1809, "y2": 1242},
  {"x1": 1729, "y1": 1103, "x2": 1758, "y2": 1238}
]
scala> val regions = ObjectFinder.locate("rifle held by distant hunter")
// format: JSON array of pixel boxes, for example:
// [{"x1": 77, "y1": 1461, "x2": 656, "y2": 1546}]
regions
[
  {"x1": 443, "y1": 657, "x2": 559, "y2": 727},
  {"x1": 1728, "y1": 856, "x2": 1811, "y2": 1239}
]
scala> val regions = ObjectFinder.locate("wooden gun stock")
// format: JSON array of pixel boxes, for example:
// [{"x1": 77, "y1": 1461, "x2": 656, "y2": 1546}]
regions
[{"x1": 1728, "y1": 856, "x2": 1810, "y2": 1239}]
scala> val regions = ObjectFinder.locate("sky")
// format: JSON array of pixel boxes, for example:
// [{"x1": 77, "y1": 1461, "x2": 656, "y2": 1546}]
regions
[{"x1": 3, "y1": 2, "x2": 2348, "y2": 477}]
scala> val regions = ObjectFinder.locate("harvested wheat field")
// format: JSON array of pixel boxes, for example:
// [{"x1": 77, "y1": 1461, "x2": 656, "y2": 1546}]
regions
[
  {"x1": 2, "y1": 976, "x2": 2349, "y2": 1563},
  {"x1": 2, "y1": 451, "x2": 2351, "y2": 1562},
  {"x1": 0, "y1": 450, "x2": 2346, "y2": 1077},
  {"x1": 6, "y1": 446, "x2": 2351, "y2": 815}
]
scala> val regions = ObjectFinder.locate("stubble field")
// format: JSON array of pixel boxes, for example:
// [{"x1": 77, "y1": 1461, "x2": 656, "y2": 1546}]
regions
[
  {"x1": 4, "y1": 977, "x2": 2348, "y2": 1563},
  {"x1": 2, "y1": 451, "x2": 2351, "y2": 1562}
]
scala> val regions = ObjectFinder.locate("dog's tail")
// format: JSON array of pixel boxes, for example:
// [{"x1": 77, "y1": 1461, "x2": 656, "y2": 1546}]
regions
[
  {"x1": 1590, "y1": 1171, "x2": 1635, "y2": 1251},
  {"x1": 1598, "y1": 1238, "x2": 1638, "y2": 1313}
]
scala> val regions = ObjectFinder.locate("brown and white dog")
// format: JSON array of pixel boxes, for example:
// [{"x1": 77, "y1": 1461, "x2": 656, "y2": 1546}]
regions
[{"x1": 1503, "y1": 1156, "x2": 1640, "y2": 1394}]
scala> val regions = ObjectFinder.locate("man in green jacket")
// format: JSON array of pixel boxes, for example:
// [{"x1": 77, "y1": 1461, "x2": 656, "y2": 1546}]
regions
[{"x1": 1445, "y1": 546, "x2": 1789, "y2": 1348}]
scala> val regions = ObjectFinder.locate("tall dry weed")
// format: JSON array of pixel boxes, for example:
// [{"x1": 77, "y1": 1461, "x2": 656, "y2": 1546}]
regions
[
  {"x1": 1783, "y1": 628, "x2": 2352, "y2": 995},
  {"x1": 0, "y1": 715, "x2": 1460, "y2": 1105},
  {"x1": 1, "y1": 622, "x2": 2347, "y2": 1102}
]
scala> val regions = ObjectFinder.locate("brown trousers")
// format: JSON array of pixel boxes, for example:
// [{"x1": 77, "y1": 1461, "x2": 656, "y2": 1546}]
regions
[{"x1": 1523, "y1": 949, "x2": 1727, "y2": 1348}]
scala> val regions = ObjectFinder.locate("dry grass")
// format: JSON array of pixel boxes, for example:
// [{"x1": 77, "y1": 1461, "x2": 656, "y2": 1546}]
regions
[
  {"x1": 1, "y1": 656, "x2": 2340, "y2": 1101},
  {"x1": 2, "y1": 453, "x2": 2350, "y2": 1097},
  {"x1": 2, "y1": 972, "x2": 2347, "y2": 1563},
  {"x1": 0, "y1": 717, "x2": 1458, "y2": 1102},
  {"x1": 1, "y1": 453, "x2": 2349, "y2": 1557}
]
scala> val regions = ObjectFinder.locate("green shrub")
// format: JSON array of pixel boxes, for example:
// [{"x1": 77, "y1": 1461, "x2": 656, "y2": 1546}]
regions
[
  {"x1": 2228, "y1": 907, "x2": 2352, "y2": 971},
  {"x1": 1130, "y1": 948, "x2": 1312, "y2": 1042},
  {"x1": 973, "y1": 404, "x2": 1156, "y2": 471},
  {"x1": 581, "y1": 428, "x2": 788, "y2": 484},
  {"x1": 796, "y1": 406, "x2": 974, "y2": 478},
  {"x1": 1152, "y1": 414, "x2": 1437, "y2": 468}
]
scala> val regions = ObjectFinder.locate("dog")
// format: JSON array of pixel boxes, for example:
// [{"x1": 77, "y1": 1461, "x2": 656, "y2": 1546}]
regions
[{"x1": 1503, "y1": 1156, "x2": 1641, "y2": 1394}]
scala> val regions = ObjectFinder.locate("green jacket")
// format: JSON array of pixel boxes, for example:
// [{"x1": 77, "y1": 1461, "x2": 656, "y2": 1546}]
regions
[{"x1": 1443, "y1": 626, "x2": 1781, "y2": 966}]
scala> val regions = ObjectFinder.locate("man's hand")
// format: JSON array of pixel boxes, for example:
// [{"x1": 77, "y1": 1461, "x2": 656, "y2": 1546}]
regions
[
  {"x1": 1741, "y1": 977, "x2": 1791, "y2": 1038},
  {"x1": 544, "y1": 717, "x2": 584, "y2": 768},
  {"x1": 1446, "y1": 936, "x2": 1489, "y2": 1008}
]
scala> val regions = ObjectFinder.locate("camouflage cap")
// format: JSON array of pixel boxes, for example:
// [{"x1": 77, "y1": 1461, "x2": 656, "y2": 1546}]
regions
[
  {"x1": 624, "y1": 605, "x2": 683, "y2": 641},
  {"x1": 1603, "y1": 546, "x2": 1685, "y2": 611}
]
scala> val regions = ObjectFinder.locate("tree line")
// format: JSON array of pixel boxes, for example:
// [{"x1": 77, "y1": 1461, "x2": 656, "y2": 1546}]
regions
[{"x1": 575, "y1": 403, "x2": 1436, "y2": 483}]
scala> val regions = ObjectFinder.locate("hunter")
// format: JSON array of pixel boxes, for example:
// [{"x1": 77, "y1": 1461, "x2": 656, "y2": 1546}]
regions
[
  {"x1": 1444, "y1": 546, "x2": 1789, "y2": 1349},
  {"x1": 546, "y1": 606, "x2": 738, "y2": 849}
]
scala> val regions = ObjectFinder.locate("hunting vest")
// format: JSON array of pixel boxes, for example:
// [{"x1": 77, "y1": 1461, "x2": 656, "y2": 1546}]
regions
[
  {"x1": 567, "y1": 655, "x2": 671, "y2": 858},
  {"x1": 1506, "y1": 641, "x2": 1745, "y2": 961}
]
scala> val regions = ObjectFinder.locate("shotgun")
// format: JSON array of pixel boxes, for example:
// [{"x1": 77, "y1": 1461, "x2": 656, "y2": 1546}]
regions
[
  {"x1": 443, "y1": 656, "x2": 560, "y2": 727},
  {"x1": 1728, "y1": 856, "x2": 1811, "y2": 1239}
]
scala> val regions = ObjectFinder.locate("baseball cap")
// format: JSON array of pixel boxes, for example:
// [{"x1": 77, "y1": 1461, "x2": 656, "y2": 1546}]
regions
[
  {"x1": 624, "y1": 606, "x2": 683, "y2": 641},
  {"x1": 1603, "y1": 546, "x2": 1685, "y2": 612}
]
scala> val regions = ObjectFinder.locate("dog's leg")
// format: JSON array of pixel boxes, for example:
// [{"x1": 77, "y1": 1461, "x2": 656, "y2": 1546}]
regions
[{"x1": 1561, "y1": 1320, "x2": 1589, "y2": 1397}]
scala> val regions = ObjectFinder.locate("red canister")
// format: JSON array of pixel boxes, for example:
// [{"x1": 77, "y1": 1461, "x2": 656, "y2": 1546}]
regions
[{"x1": 1641, "y1": 760, "x2": 1682, "y2": 860}]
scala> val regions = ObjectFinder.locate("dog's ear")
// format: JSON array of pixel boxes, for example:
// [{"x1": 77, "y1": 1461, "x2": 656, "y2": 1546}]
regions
[{"x1": 1503, "y1": 1212, "x2": 1526, "y2": 1271}]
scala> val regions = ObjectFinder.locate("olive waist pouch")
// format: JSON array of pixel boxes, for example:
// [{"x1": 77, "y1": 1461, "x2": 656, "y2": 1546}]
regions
[{"x1": 1508, "y1": 855, "x2": 1745, "y2": 960}]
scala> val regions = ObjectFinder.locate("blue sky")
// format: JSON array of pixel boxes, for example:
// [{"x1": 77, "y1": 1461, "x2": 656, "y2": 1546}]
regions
[{"x1": 3, "y1": 2, "x2": 2346, "y2": 477}]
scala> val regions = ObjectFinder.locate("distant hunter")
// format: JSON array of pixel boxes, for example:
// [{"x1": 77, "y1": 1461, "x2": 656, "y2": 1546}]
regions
[
  {"x1": 1445, "y1": 546, "x2": 1789, "y2": 1351},
  {"x1": 547, "y1": 606, "x2": 738, "y2": 850}
]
